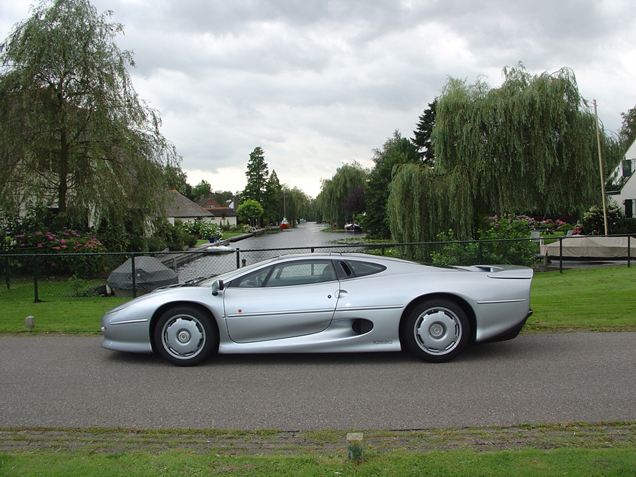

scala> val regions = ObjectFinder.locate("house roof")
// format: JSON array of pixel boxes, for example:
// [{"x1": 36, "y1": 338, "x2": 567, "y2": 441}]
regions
[
  {"x1": 164, "y1": 190, "x2": 214, "y2": 219},
  {"x1": 198, "y1": 196, "x2": 223, "y2": 208},
  {"x1": 206, "y1": 207, "x2": 238, "y2": 218},
  {"x1": 197, "y1": 195, "x2": 238, "y2": 217}
]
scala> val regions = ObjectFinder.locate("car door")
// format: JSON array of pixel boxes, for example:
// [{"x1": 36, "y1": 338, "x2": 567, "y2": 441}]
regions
[{"x1": 223, "y1": 259, "x2": 340, "y2": 343}]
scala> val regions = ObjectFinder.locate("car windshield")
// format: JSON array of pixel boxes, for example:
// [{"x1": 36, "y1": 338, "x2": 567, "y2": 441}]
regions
[{"x1": 197, "y1": 257, "x2": 279, "y2": 286}]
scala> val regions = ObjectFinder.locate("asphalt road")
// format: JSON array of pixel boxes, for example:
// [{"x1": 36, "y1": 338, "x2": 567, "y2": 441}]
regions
[{"x1": 1, "y1": 333, "x2": 635, "y2": 430}]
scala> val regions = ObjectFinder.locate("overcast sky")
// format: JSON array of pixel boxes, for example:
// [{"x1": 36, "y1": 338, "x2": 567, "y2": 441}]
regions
[{"x1": 1, "y1": 0, "x2": 635, "y2": 197}]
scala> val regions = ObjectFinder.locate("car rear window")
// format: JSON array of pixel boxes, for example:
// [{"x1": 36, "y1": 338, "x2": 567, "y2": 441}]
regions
[{"x1": 345, "y1": 260, "x2": 386, "y2": 277}]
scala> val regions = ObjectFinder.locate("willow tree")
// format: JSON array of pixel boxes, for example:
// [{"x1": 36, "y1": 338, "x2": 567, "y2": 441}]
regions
[
  {"x1": 387, "y1": 164, "x2": 473, "y2": 258},
  {"x1": 0, "y1": 0, "x2": 177, "y2": 228},
  {"x1": 282, "y1": 186, "x2": 311, "y2": 226},
  {"x1": 433, "y1": 64, "x2": 620, "y2": 218},
  {"x1": 316, "y1": 161, "x2": 368, "y2": 228},
  {"x1": 389, "y1": 64, "x2": 621, "y2": 244}
]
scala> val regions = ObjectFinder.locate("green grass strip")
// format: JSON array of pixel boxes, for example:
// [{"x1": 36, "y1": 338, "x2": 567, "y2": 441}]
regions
[{"x1": 1, "y1": 422, "x2": 635, "y2": 476}]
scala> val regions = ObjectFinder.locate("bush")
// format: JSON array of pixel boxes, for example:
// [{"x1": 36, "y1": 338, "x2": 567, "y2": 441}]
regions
[
  {"x1": 166, "y1": 241, "x2": 183, "y2": 251},
  {"x1": 9, "y1": 229, "x2": 107, "y2": 277},
  {"x1": 431, "y1": 215, "x2": 536, "y2": 267},
  {"x1": 582, "y1": 202, "x2": 630, "y2": 235},
  {"x1": 146, "y1": 236, "x2": 166, "y2": 252},
  {"x1": 182, "y1": 221, "x2": 223, "y2": 241}
]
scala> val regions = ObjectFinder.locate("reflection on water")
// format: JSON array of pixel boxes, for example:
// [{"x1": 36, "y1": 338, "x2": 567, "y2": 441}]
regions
[{"x1": 177, "y1": 222, "x2": 367, "y2": 282}]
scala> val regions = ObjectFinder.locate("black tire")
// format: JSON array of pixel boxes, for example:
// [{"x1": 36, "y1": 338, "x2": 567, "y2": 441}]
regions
[
  {"x1": 153, "y1": 305, "x2": 218, "y2": 366},
  {"x1": 402, "y1": 299, "x2": 469, "y2": 363}
]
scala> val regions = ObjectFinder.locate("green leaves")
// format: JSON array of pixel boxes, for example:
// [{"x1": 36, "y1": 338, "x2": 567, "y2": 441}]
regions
[{"x1": 0, "y1": 0, "x2": 178, "y2": 229}]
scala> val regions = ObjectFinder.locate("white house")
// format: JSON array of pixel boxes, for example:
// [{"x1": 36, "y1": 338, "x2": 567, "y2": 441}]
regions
[{"x1": 607, "y1": 140, "x2": 636, "y2": 218}]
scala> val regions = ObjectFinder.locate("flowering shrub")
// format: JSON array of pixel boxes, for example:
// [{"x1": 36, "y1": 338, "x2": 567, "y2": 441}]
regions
[
  {"x1": 10, "y1": 228, "x2": 107, "y2": 277},
  {"x1": 182, "y1": 221, "x2": 223, "y2": 241}
]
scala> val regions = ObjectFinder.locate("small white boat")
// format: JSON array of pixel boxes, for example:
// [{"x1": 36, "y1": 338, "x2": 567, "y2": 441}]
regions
[{"x1": 206, "y1": 245, "x2": 235, "y2": 254}]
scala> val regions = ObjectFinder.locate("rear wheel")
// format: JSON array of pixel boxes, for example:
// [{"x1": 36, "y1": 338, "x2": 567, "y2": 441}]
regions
[
  {"x1": 403, "y1": 299, "x2": 469, "y2": 363},
  {"x1": 154, "y1": 305, "x2": 218, "y2": 366}
]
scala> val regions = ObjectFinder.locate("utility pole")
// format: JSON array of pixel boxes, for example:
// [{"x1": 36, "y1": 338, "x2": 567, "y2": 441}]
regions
[{"x1": 594, "y1": 100, "x2": 609, "y2": 235}]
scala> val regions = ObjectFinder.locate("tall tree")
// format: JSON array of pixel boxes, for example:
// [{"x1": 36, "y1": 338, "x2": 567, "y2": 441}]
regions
[
  {"x1": 315, "y1": 161, "x2": 368, "y2": 229},
  {"x1": 283, "y1": 186, "x2": 311, "y2": 226},
  {"x1": 192, "y1": 180, "x2": 212, "y2": 200},
  {"x1": 364, "y1": 131, "x2": 419, "y2": 239},
  {"x1": 0, "y1": 0, "x2": 177, "y2": 228},
  {"x1": 619, "y1": 105, "x2": 636, "y2": 150},
  {"x1": 242, "y1": 146, "x2": 269, "y2": 203},
  {"x1": 262, "y1": 170, "x2": 282, "y2": 225},
  {"x1": 164, "y1": 165, "x2": 191, "y2": 198},
  {"x1": 411, "y1": 99, "x2": 437, "y2": 166},
  {"x1": 389, "y1": 64, "x2": 621, "y2": 245}
]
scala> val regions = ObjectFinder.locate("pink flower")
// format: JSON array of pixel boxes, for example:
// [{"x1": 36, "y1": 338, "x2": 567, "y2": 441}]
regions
[
  {"x1": 61, "y1": 245, "x2": 67, "y2": 249},
  {"x1": 37, "y1": 243, "x2": 43, "y2": 248},
  {"x1": 53, "y1": 246, "x2": 60, "y2": 250},
  {"x1": 35, "y1": 231, "x2": 42, "y2": 235},
  {"x1": 60, "y1": 239, "x2": 66, "y2": 244}
]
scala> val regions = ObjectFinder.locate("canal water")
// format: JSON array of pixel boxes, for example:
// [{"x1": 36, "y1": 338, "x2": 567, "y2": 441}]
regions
[{"x1": 177, "y1": 222, "x2": 366, "y2": 281}]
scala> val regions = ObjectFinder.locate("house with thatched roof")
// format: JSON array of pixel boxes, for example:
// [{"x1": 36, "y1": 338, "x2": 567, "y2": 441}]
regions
[{"x1": 164, "y1": 190, "x2": 215, "y2": 225}]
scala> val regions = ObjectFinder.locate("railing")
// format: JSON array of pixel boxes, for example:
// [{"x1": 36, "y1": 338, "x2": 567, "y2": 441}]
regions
[{"x1": 1, "y1": 234, "x2": 634, "y2": 303}]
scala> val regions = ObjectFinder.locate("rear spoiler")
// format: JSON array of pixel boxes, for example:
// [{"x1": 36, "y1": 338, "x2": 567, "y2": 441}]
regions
[{"x1": 454, "y1": 265, "x2": 533, "y2": 280}]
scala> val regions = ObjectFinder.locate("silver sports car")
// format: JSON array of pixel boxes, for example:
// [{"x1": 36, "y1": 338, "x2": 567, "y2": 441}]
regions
[{"x1": 100, "y1": 253, "x2": 533, "y2": 366}]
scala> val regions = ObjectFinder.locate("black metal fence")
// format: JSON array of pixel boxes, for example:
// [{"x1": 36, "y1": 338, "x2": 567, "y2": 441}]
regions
[{"x1": 2, "y1": 234, "x2": 634, "y2": 303}]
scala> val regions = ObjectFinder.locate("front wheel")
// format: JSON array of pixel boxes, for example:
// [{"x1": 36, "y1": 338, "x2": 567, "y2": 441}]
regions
[
  {"x1": 153, "y1": 305, "x2": 218, "y2": 366},
  {"x1": 402, "y1": 299, "x2": 469, "y2": 363}
]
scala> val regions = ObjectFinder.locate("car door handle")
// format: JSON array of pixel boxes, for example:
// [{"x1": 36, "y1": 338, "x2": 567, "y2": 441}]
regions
[{"x1": 336, "y1": 290, "x2": 348, "y2": 298}]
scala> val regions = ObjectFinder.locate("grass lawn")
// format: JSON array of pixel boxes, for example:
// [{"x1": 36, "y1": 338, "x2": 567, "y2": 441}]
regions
[
  {"x1": 527, "y1": 266, "x2": 636, "y2": 332},
  {"x1": 1, "y1": 422, "x2": 635, "y2": 476},
  {"x1": 1, "y1": 265, "x2": 635, "y2": 334}
]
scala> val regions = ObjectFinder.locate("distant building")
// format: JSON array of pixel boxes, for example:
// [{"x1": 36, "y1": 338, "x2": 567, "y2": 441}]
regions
[
  {"x1": 197, "y1": 195, "x2": 239, "y2": 227},
  {"x1": 164, "y1": 190, "x2": 214, "y2": 225}
]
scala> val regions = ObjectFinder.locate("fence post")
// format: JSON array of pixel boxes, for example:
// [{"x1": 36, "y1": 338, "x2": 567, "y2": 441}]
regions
[
  {"x1": 559, "y1": 237, "x2": 563, "y2": 274},
  {"x1": 628, "y1": 236, "x2": 631, "y2": 268},
  {"x1": 4, "y1": 254, "x2": 10, "y2": 290},
  {"x1": 381, "y1": 245, "x2": 385, "y2": 256},
  {"x1": 131, "y1": 255, "x2": 137, "y2": 299},
  {"x1": 236, "y1": 249, "x2": 240, "y2": 269},
  {"x1": 33, "y1": 254, "x2": 41, "y2": 303}
]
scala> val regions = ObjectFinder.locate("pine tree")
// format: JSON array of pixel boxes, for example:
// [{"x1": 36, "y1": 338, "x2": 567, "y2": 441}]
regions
[
  {"x1": 242, "y1": 147, "x2": 269, "y2": 203},
  {"x1": 411, "y1": 99, "x2": 437, "y2": 166}
]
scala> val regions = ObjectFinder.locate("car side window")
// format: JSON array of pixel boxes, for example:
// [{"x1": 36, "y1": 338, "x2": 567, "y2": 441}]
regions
[
  {"x1": 264, "y1": 260, "x2": 337, "y2": 287},
  {"x1": 231, "y1": 266, "x2": 272, "y2": 288},
  {"x1": 345, "y1": 260, "x2": 387, "y2": 277}
]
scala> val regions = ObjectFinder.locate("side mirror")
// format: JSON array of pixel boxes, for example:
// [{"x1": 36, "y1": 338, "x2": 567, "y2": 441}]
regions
[{"x1": 211, "y1": 279, "x2": 224, "y2": 296}]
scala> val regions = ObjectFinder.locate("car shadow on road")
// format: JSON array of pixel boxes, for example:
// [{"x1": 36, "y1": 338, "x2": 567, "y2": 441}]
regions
[{"x1": 103, "y1": 338, "x2": 525, "y2": 367}]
